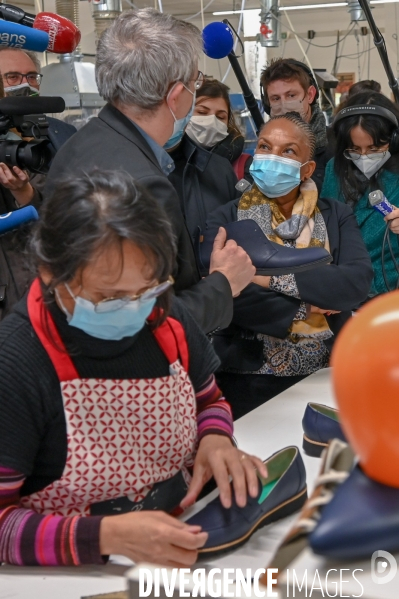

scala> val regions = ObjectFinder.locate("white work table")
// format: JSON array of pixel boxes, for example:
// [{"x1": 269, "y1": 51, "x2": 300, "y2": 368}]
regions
[{"x1": 0, "y1": 369, "x2": 396, "y2": 599}]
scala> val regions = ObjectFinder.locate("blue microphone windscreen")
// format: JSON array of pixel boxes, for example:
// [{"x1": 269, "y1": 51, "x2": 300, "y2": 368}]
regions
[
  {"x1": 0, "y1": 206, "x2": 38, "y2": 235},
  {"x1": 0, "y1": 20, "x2": 49, "y2": 52},
  {"x1": 202, "y1": 22, "x2": 234, "y2": 59}
]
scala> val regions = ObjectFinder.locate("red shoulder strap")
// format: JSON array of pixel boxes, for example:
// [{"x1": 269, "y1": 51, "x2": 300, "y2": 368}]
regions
[
  {"x1": 151, "y1": 312, "x2": 189, "y2": 372},
  {"x1": 232, "y1": 153, "x2": 252, "y2": 181},
  {"x1": 27, "y1": 278, "x2": 79, "y2": 382}
]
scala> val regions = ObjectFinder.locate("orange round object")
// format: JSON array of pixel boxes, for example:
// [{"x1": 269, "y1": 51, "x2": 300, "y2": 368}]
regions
[{"x1": 331, "y1": 291, "x2": 399, "y2": 488}]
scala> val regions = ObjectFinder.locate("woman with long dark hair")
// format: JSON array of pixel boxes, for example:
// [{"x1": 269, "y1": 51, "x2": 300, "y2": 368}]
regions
[
  {"x1": 0, "y1": 169, "x2": 266, "y2": 567},
  {"x1": 322, "y1": 91, "x2": 399, "y2": 296},
  {"x1": 186, "y1": 78, "x2": 244, "y2": 163}
]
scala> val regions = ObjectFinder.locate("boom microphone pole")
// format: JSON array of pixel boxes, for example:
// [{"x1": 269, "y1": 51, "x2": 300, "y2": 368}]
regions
[
  {"x1": 202, "y1": 21, "x2": 264, "y2": 133},
  {"x1": 357, "y1": 0, "x2": 399, "y2": 103}
]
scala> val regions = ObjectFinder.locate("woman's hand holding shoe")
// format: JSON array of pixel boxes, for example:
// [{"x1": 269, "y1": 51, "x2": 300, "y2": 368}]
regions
[
  {"x1": 99, "y1": 511, "x2": 208, "y2": 567},
  {"x1": 180, "y1": 435, "x2": 268, "y2": 510}
]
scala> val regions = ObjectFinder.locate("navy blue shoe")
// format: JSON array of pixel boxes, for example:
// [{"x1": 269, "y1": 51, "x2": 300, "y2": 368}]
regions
[
  {"x1": 302, "y1": 403, "x2": 346, "y2": 457},
  {"x1": 197, "y1": 220, "x2": 332, "y2": 276},
  {"x1": 310, "y1": 465, "x2": 399, "y2": 560},
  {"x1": 186, "y1": 446, "x2": 307, "y2": 556}
]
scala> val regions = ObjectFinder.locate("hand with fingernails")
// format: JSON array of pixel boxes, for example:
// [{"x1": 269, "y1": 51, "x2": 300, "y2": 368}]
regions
[
  {"x1": 180, "y1": 434, "x2": 268, "y2": 510},
  {"x1": 385, "y1": 208, "x2": 399, "y2": 234}
]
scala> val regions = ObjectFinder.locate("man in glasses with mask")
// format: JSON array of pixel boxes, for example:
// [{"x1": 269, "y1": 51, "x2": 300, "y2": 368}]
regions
[
  {"x1": 260, "y1": 58, "x2": 331, "y2": 192},
  {"x1": 0, "y1": 48, "x2": 76, "y2": 157},
  {"x1": 0, "y1": 49, "x2": 76, "y2": 320}
]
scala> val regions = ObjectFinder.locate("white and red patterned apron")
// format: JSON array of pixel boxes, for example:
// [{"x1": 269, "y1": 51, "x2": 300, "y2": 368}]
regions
[{"x1": 21, "y1": 278, "x2": 198, "y2": 517}]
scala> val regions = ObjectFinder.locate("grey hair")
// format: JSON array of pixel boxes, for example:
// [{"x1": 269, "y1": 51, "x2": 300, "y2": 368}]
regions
[
  {"x1": 0, "y1": 48, "x2": 41, "y2": 73},
  {"x1": 95, "y1": 8, "x2": 203, "y2": 110}
]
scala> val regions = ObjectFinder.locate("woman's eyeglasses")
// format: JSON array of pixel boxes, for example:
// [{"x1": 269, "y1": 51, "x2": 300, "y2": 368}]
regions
[
  {"x1": 3, "y1": 72, "x2": 43, "y2": 86},
  {"x1": 344, "y1": 149, "x2": 389, "y2": 161},
  {"x1": 93, "y1": 277, "x2": 174, "y2": 313}
]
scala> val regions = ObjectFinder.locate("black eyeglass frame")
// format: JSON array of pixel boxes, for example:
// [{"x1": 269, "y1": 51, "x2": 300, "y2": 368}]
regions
[{"x1": 3, "y1": 72, "x2": 43, "y2": 86}]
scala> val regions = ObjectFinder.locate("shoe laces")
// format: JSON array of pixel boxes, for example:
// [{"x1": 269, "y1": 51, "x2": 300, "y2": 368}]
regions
[{"x1": 296, "y1": 470, "x2": 349, "y2": 533}]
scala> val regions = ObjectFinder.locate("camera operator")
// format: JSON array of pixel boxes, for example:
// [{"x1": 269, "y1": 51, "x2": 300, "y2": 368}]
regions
[
  {"x1": 0, "y1": 79, "x2": 62, "y2": 319},
  {"x1": 0, "y1": 76, "x2": 39, "y2": 209},
  {"x1": 0, "y1": 48, "x2": 76, "y2": 154}
]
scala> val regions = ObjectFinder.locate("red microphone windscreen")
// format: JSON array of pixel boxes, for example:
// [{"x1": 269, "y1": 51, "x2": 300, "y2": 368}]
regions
[{"x1": 33, "y1": 12, "x2": 81, "y2": 54}]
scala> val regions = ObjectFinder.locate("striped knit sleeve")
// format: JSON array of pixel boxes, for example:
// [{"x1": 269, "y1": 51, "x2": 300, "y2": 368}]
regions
[
  {"x1": 196, "y1": 374, "x2": 234, "y2": 441},
  {"x1": 0, "y1": 465, "x2": 104, "y2": 566}
]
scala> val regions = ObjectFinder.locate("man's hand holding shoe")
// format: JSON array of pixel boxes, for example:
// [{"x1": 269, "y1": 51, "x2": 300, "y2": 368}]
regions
[{"x1": 209, "y1": 227, "x2": 255, "y2": 297}]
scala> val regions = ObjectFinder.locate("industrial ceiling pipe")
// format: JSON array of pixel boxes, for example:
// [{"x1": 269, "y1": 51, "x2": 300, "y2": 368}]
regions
[{"x1": 91, "y1": 0, "x2": 122, "y2": 43}]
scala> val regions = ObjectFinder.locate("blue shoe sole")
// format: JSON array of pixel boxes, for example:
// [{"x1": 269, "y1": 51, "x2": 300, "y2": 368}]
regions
[
  {"x1": 303, "y1": 434, "x2": 328, "y2": 457},
  {"x1": 198, "y1": 486, "x2": 308, "y2": 556}
]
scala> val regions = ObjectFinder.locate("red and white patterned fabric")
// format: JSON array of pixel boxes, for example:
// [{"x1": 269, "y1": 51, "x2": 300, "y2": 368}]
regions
[{"x1": 21, "y1": 279, "x2": 197, "y2": 517}]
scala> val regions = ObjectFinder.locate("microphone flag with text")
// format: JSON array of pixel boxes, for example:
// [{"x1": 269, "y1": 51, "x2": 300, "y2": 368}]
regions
[{"x1": 0, "y1": 6, "x2": 80, "y2": 54}]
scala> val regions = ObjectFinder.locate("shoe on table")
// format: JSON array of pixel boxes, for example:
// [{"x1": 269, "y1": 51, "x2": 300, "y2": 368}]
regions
[
  {"x1": 197, "y1": 220, "x2": 333, "y2": 276},
  {"x1": 185, "y1": 446, "x2": 307, "y2": 556},
  {"x1": 302, "y1": 402, "x2": 346, "y2": 457},
  {"x1": 264, "y1": 439, "x2": 355, "y2": 577},
  {"x1": 310, "y1": 463, "x2": 399, "y2": 560}
]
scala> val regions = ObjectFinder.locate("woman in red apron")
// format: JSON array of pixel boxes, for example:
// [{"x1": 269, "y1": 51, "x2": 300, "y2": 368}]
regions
[{"x1": 0, "y1": 170, "x2": 266, "y2": 568}]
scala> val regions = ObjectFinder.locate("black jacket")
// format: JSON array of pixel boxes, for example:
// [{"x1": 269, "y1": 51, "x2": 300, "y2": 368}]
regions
[
  {"x1": 206, "y1": 196, "x2": 373, "y2": 367},
  {"x1": 45, "y1": 104, "x2": 233, "y2": 334},
  {"x1": 0, "y1": 187, "x2": 40, "y2": 320},
  {"x1": 47, "y1": 117, "x2": 77, "y2": 155},
  {"x1": 168, "y1": 134, "x2": 239, "y2": 241}
]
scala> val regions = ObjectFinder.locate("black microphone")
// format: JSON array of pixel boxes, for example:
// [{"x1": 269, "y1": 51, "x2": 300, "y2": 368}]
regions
[
  {"x1": 0, "y1": 96, "x2": 66, "y2": 116},
  {"x1": 0, "y1": 4, "x2": 34, "y2": 27}
]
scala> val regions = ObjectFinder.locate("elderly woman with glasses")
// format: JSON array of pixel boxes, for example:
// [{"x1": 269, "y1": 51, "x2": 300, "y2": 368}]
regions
[
  {"x1": 0, "y1": 169, "x2": 266, "y2": 568},
  {"x1": 322, "y1": 91, "x2": 399, "y2": 296}
]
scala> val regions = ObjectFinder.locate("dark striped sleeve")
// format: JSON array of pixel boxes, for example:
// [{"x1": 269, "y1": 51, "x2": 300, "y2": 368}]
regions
[
  {"x1": 196, "y1": 374, "x2": 234, "y2": 440},
  {"x1": 0, "y1": 465, "x2": 104, "y2": 566}
]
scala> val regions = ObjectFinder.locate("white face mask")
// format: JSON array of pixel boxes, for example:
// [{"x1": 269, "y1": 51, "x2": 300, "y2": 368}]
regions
[
  {"x1": 350, "y1": 151, "x2": 391, "y2": 179},
  {"x1": 4, "y1": 83, "x2": 39, "y2": 97},
  {"x1": 186, "y1": 114, "x2": 229, "y2": 148},
  {"x1": 270, "y1": 95, "x2": 309, "y2": 120}
]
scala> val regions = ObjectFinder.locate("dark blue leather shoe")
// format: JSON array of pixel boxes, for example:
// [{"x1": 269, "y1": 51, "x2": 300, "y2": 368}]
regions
[
  {"x1": 310, "y1": 465, "x2": 399, "y2": 560},
  {"x1": 197, "y1": 220, "x2": 332, "y2": 276},
  {"x1": 186, "y1": 446, "x2": 307, "y2": 556},
  {"x1": 302, "y1": 403, "x2": 346, "y2": 457}
]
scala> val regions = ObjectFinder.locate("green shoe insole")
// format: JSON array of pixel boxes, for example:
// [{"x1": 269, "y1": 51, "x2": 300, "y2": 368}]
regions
[{"x1": 258, "y1": 478, "x2": 279, "y2": 505}]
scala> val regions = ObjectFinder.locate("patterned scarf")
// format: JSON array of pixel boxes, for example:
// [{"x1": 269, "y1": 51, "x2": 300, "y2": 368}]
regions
[
  {"x1": 238, "y1": 178, "x2": 331, "y2": 339},
  {"x1": 310, "y1": 103, "x2": 327, "y2": 151}
]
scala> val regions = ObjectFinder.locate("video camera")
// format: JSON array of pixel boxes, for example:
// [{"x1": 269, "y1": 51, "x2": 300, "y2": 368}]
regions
[{"x1": 0, "y1": 95, "x2": 65, "y2": 173}]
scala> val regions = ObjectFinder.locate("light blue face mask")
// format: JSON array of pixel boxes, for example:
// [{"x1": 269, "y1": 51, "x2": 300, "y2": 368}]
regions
[
  {"x1": 56, "y1": 284, "x2": 156, "y2": 341},
  {"x1": 164, "y1": 82, "x2": 196, "y2": 150},
  {"x1": 249, "y1": 154, "x2": 307, "y2": 198}
]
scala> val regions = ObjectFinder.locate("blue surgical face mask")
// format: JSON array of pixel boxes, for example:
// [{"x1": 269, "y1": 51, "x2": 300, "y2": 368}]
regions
[
  {"x1": 56, "y1": 284, "x2": 156, "y2": 341},
  {"x1": 249, "y1": 154, "x2": 307, "y2": 198},
  {"x1": 164, "y1": 82, "x2": 195, "y2": 150}
]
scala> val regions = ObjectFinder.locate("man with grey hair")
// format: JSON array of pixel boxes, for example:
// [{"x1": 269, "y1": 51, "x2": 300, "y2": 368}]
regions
[{"x1": 45, "y1": 8, "x2": 255, "y2": 334}]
